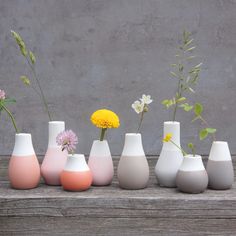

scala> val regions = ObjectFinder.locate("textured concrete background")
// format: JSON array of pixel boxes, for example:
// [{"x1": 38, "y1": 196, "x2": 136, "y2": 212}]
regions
[{"x1": 0, "y1": 0, "x2": 236, "y2": 156}]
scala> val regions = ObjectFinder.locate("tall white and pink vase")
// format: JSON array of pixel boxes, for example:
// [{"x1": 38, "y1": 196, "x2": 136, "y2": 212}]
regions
[
  {"x1": 41, "y1": 121, "x2": 67, "y2": 185},
  {"x1": 8, "y1": 133, "x2": 40, "y2": 189},
  {"x1": 88, "y1": 140, "x2": 114, "y2": 186}
]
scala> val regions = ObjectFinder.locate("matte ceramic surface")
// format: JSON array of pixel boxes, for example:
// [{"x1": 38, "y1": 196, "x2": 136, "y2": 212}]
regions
[
  {"x1": 8, "y1": 133, "x2": 40, "y2": 189},
  {"x1": 176, "y1": 155, "x2": 208, "y2": 194},
  {"x1": 88, "y1": 140, "x2": 114, "y2": 186},
  {"x1": 118, "y1": 133, "x2": 149, "y2": 190},
  {"x1": 207, "y1": 141, "x2": 234, "y2": 190},
  {"x1": 61, "y1": 154, "x2": 92, "y2": 191},
  {"x1": 155, "y1": 122, "x2": 184, "y2": 187},
  {"x1": 41, "y1": 121, "x2": 67, "y2": 185}
]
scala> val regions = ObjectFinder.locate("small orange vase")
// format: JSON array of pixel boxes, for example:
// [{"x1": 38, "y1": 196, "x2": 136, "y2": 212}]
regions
[
  {"x1": 8, "y1": 133, "x2": 40, "y2": 189},
  {"x1": 60, "y1": 154, "x2": 92, "y2": 191}
]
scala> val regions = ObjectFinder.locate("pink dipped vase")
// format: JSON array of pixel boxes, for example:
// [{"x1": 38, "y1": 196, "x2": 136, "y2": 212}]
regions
[
  {"x1": 88, "y1": 140, "x2": 114, "y2": 186},
  {"x1": 41, "y1": 121, "x2": 67, "y2": 185}
]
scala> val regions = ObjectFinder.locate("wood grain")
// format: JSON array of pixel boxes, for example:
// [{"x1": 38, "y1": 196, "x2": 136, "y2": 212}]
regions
[{"x1": 0, "y1": 156, "x2": 236, "y2": 235}]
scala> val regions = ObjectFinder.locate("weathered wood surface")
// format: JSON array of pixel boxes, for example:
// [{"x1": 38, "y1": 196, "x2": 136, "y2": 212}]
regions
[{"x1": 0, "y1": 156, "x2": 236, "y2": 236}]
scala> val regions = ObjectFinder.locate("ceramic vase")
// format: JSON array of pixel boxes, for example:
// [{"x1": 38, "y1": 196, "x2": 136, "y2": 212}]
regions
[
  {"x1": 176, "y1": 155, "x2": 208, "y2": 194},
  {"x1": 8, "y1": 133, "x2": 40, "y2": 189},
  {"x1": 41, "y1": 121, "x2": 67, "y2": 185},
  {"x1": 155, "y1": 121, "x2": 184, "y2": 187},
  {"x1": 207, "y1": 141, "x2": 234, "y2": 190},
  {"x1": 88, "y1": 140, "x2": 114, "y2": 186},
  {"x1": 60, "y1": 154, "x2": 92, "y2": 191},
  {"x1": 117, "y1": 133, "x2": 149, "y2": 190}
]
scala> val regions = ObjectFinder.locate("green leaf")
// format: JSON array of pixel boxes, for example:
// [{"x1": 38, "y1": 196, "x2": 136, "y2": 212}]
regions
[
  {"x1": 185, "y1": 38, "x2": 194, "y2": 47},
  {"x1": 170, "y1": 71, "x2": 178, "y2": 78},
  {"x1": 188, "y1": 142, "x2": 194, "y2": 149},
  {"x1": 29, "y1": 51, "x2": 36, "y2": 64},
  {"x1": 176, "y1": 97, "x2": 186, "y2": 103},
  {"x1": 179, "y1": 103, "x2": 193, "y2": 112},
  {"x1": 20, "y1": 75, "x2": 30, "y2": 86},
  {"x1": 188, "y1": 87, "x2": 195, "y2": 93},
  {"x1": 4, "y1": 98, "x2": 16, "y2": 104},
  {"x1": 194, "y1": 63, "x2": 203, "y2": 68},
  {"x1": 199, "y1": 129, "x2": 208, "y2": 140},
  {"x1": 194, "y1": 103, "x2": 203, "y2": 116},
  {"x1": 11, "y1": 30, "x2": 27, "y2": 56},
  {"x1": 205, "y1": 128, "x2": 217, "y2": 134},
  {"x1": 186, "y1": 46, "x2": 196, "y2": 52}
]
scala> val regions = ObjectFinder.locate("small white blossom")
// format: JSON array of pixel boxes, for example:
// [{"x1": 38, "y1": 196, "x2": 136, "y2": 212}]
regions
[
  {"x1": 140, "y1": 94, "x2": 153, "y2": 105},
  {"x1": 132, "y1": 100, "x2": 144, "y2": 114}
]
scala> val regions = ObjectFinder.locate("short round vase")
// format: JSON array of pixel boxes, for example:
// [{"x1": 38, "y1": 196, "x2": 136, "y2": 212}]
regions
[
  {"x1": 207, "y1": 141, "x2": 234, "y2": 190},
  {"x1": 155, "y1": 121, "x2": 184, "y2": 187},
  {"x1": 8, "y1": 133, "x2": 40, "y2": 190},
  {"x1": 117, "y1": 133, "x2": 149, "y2": 190},
  {"x1": 88, "y1": 140, "x2": 114, "y2": 186},
  {"x1": 176, "y1": 155, "x2": 208, "y2": 194},
  {"x1": 60, "y1": 154, "x2": 92, "y2": 191},
  {"x1": 41, "y1": 121, "x2": 67, "y2": 185}
]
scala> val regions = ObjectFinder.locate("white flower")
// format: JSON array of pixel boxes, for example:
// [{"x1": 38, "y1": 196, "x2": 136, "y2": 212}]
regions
[
  {"x1": 140, "y1": 94, "x2": 153, "y2": 105},
  {"x1": 132, "y1": 100, "x2": 144, "y2": 114}
]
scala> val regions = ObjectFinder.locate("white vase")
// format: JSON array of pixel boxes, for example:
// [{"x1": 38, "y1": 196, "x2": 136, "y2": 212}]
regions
[
  {"x1": 176, "y1": 155, "x2": 208, "y2": 194},
  {"x1": 88, "y1": 140, "x2": 114, "y2": 186},
  {"x1": 8, "y1": 133, "x2": 41, "y2": 189},
  {"x1": 207, "y1": 141, "x2": 234, "y2": 190},
  {"x1": 41, "y1": 121, "x2": 67, "y2": 185},
  {"x1": 117, "y1": 133, "x2": 149, "y2": 190},
  {"x1": 155, "y1": 121, "x2": 184, "y2": 187},
  {"x1": 60, "y1": 154, "x2": 92, "y2": 191}
]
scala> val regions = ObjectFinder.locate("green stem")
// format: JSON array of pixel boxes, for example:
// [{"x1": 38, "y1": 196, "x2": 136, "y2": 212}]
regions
[
  {"x1": 137, "y1": 111, "x2": 144, "y2": 133},
  {"x1": 25, "y1": 57, "x2": 52, "y2": 121},
  {"x1": 170, "y1": 140, "x2": 188, "y2": 156},
  {"x1": 1, "y1": 103, "x2": 19, "y2": 133},
  {"x1": 100, "y1": 128, "x2": 107, "y2": 141}
]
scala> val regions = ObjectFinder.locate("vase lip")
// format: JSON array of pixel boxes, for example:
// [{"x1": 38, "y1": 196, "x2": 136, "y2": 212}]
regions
[
  {"x1": 94, "y1": 139, "x2": 107, "y2": 143},
  {"x1": 68, "y1": 153, "x2": 85, "y2": 158},
  {"x1": 164, "y1": 121, "x2": 180, "y2": 125},
  {"x1": 184, "y1": 154, "x2": 201, "y2": 159},
  {"x1": 212, "y1": 141, "x2": 227, "y2": 144},
  {"x1": 125, "y1": 133, "x2": 141, "y2": 136},
  {"x1": 15, "y1": 133, "x2": 31, "y2": 137},
  {"x1": 49, "y1": 121, "x2": 65, "y2": 124}
]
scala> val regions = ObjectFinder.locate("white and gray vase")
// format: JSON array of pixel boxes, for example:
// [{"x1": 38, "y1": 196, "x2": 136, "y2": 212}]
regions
[
  {"x1": 207, "y1": 141, "x2": 234, "y2": 190},
  {"x1": 155, "y1": 121, "x2": 184, "y2": 187},
  {"x1": 176, "y1": 155, "x2": 208, "y2": 194}
]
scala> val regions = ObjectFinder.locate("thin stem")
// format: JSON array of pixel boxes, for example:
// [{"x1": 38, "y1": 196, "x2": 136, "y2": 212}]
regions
[
  {"x1": 25, "y1": 57, "x2": 52, "y2": 121},
  {"x1": 1, "y1": 103, "x2": 19, "y2": 133},
  {"x1": 137, "y1": 111, "x2": 144, "y2": 133},
  {"x1": 100, "y1": 128, "x2": 107, "y2": 141},
  {"x1": 170, "y1": 140, "x2": 188, "y2": 156}
]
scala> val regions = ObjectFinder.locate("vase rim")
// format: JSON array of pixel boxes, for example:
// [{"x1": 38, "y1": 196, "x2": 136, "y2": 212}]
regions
[
  {"x1": 184, "y1": 154, "x2": 201, "y2": 159},
  {"x1": 125, "y1": 133, "x2": 141, "y2": 136},
  {"x1": 48, "y1": 121, "x2": 65, "y2": 124},
  {"x1": 15, "y1": 133, "x2": 31, "y2": 137},
  {"x1": 164, "y1": 121, "x2": 180, "y2": 124},
  {"x1": 94, "y1": 139, "x2": 107, "y2": 142},
  {"x1": 68, "y1": 153, "x2": 85, "y2": 158},
  {"x1": 212, "y1": 141, "x2": 227, "y2": 144}
]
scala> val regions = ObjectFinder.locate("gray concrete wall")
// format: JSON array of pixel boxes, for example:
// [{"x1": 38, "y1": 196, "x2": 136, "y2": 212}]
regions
[{"x1": 0, "y1": 0, "x2": 236, "y2": 156}]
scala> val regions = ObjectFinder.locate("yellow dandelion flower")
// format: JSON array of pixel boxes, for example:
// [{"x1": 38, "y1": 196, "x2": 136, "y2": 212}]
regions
[
  {"x1": 163, "y1": 133, "x2": 172, "y2": 142},
  {"x1": 91, "y1": 109, "x2": 120, "y2": 129}
]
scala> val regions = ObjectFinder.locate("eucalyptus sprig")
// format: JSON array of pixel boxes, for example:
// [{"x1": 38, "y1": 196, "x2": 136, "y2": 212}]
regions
[
  {"x1": 162, "y1": 30, "x2": 202, "y2": 121},
  {"x1": 11, "y1": 30, "x2": 52, "y2": 121}
]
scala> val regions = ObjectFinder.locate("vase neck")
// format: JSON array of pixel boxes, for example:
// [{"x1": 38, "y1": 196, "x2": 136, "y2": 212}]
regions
[
  {"x1": 48, "y1": 121, "x2": 65, "y2": 148},
  {"x1": 209, "y1": 141, "x2": 231, "y2": 161},
  {"x1": 163, "y1": 121, "x2": 180, "y2": 150},
  {"x1": 64, "y1": 154, "x2": 90, "y2": 171},
  {"x1": 122, "y1": 133, "x2": 145, "y2": 156},
  {"x1": 12, "y1": 133, "x2": 35, "y2": 156},
  {"x1": 89, "y1": 140, "x2": 111, "y2": 157}
]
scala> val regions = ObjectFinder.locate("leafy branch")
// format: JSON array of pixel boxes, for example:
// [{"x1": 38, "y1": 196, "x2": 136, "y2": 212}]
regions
[
  {"x1": 11, "y1": 30, "x2": 52, "y2": 121},
  {"x1": 162, "y1": 30, "x2": 202, "y2": 121}
]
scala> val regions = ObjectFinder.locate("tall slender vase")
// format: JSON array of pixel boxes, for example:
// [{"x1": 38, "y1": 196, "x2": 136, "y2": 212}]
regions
[
  {"x1": 88, "y1": 140, "x2": 114, "y2": 186},
  {"x1": 61, "y1": 154, "x2": 92, "y2": 191},
  {"x1": 155, "y1": 121, "x2": 184, "y2": 187},
  {"x1": 41, "y1": 121, "x2": 67, "y2": 185},
  {"x1": 176, "y1": 155, "x2": 208, "y2": 194},
  {"x1": 8, "y1": 133, "x2": 40, "y2": 189},
  {"x1": 117, "y1": 133, "x2": 149, "y2": 190},
  {"x1": 207, "y1": 141, "x2": 234, "y2": 190}
]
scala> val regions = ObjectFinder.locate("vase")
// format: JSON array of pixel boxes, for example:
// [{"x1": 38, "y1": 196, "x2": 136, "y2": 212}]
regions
[
  {"x1": 60, "y1": 154, "x2": 92, "y2": 191},
  {"x1": 176, "y1": 155, "x2": 208, "y2": 194},
  {"x1": 8, "y1": 133, "x2": 40, "y2": 189},
  {"x1": 206, "y1": 141, "x2": 234, "y2": 190},
  {"x1": 41, "y1": 121, "x2": 67, "y2": 185},
  {"x1": 88, "y1": 140, "x2": 114, "y2": 186},
  {"x1": 155, "y1": 121, "x2": 184, "y2": 187},
  {"x1": 117, "y1": 133, "x2": 149, "y2": 190}
]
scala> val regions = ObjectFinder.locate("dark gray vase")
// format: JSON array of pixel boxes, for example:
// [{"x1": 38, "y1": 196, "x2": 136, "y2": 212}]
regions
[
  {"x1": 207, "y1": 141, "x2": 234, "y2": 190},
  {"x1": 176, "y1": 155, "x2": 208, "y2": 194}
]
